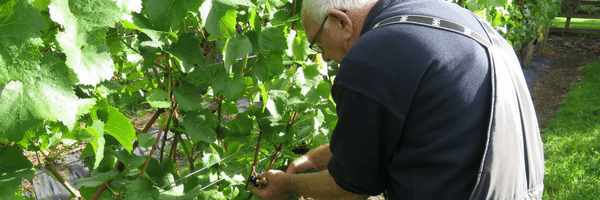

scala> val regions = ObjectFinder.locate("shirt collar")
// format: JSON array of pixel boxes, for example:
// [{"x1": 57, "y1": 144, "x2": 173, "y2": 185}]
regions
[{"x1": 360, "y1": 0, "x2": 395, "y2": 35}]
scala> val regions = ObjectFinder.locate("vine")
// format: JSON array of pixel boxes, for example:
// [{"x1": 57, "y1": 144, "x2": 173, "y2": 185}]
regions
[
  {"x1": 0, "y1": 0, "x2": 561, "y2": 199},
  {"x1": 454, "y1": 0, "x2": 563, "y2": 51}
]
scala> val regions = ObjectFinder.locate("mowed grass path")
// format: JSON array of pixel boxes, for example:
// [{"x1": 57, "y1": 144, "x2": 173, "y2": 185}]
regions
[
  {"x1": 542, "y1": 57, "x2": 600, "y2": 199},
  {"x1": 551, "y1": 17, "x2": 600, "y2": 30}
]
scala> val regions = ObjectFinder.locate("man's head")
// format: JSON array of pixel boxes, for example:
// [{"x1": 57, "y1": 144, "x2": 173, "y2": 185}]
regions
[{"x1": 301, "y1": 0, "x2": 378, "y2": 63}]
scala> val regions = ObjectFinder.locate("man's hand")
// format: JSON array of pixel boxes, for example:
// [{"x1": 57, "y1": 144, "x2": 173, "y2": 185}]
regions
[
  {"x1": 286, "y1": 155, "x2": 319, "y2": 174},
  {"x1": 287, "y1": 144, "x2": 332, "y2": 175},
  {"x1": 250, "y1": 170, "x2": 295, "y2": 200}
]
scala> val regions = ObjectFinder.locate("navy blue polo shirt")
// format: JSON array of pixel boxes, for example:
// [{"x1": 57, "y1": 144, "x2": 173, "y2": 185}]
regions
[{"x1": 327, "y1": 0, "x2": 492, "y2": 199}]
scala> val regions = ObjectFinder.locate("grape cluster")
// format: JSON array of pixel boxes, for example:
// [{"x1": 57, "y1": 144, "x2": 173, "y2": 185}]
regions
[{"x1": 250, "y1": 171, "x2": 268, "y2": 188}]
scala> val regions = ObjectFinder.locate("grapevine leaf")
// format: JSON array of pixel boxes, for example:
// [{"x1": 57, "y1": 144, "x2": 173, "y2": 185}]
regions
[
  {"x1": 146, "y1": 89, "x2": 172, "y2": 108},
  {"x1": 57, "y1": 33, "x2": 115, "y2": 86},
  {"x1": 291, "y1": 30, "x2": 309, "y2": 61},
  {"x1": 266, "y1": 90, "x2": 288, "y2": 120},
  {"x1": 488, "y1": 0, "x2": 508, "y2": 7},
  {"x1": 167, "y1": 33, "x2": 205, "y2": 73},
  {"x1": 173, "y1": 81, "x2": 203, "y2": 112},
  {"x1": 259, "y1": 25, "x2": 288, "y2": 51},
  {"x1": 0, "y1": 0, "x2": 45, "y2": 84},
  {"x1": 0, "y1": 81, "x2": 42, "y2": 142},
  {"x1": 219, "y1": 0, "x2": 254, "y2": 7},
  {"x1": 48, "y1": 0, "x2": 121, "y2": 46},
  {"x1": 184, "y1": 63, "x2": 213, "y2": 87},
  {"x1": 0, "y1": 53, "x2": 86, "y2": 140},
  {"x1": 0, "y1": 0, "x2": 45, "y2": 49},
  {"x1": 224, "y1": 35, "x2": 252, "y2": 69},
  {"x1": 142, "y1": 0, "x2": 202, "y2": 31},
  {"x1": 49, "y1": 0, "x2": 121, "y2": 86},
  {"x1": 121, "y1": 13, "x2": 169, "y2": 43},
  {"x1": 249, "y1": 51, "x2": 285, "y2": 82},
  {"x1": 86, "y1": 120, "x2": 105, "y2": 168},
  {"x1": 101, "y1": 106, "x2": 136, "y2": 153},
  {"x1": 212, "y1": 72, "x2": 246, "y2": 101},
  {"x1": 227, "y1": 112, "x2": 253, "y2": 134},
  {"x1": 268, "y1": 0, "x2": 287, "y2": 8},
  {"x1": 118, "y1": 0, "x2": 142, "y2": 13},
  {"x1": 114, "y1": 150, "x2": 147, "y2": 169},
  {"x1": 183, "y1": 110, "x2": 218, "y2": 144},
  {"x1": 125, "y1": 178, "x2": 160, "y2": 200},
  {"x1": 137, "y1": 132, "x2": 156, "y2": 148},
  {"x1": 0, "y1": 146, "x2": 36, "y2": 198},
  {"x1": 74, "y1": 168, "x2": 119, "y2": 188},
  {"x1": 200, "y1": 0, "x2": 237, "y2": 38}
]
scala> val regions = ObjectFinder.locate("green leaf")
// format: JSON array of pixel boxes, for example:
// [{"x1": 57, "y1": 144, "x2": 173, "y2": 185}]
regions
[
  {"x1": 102, "y1": 106, "x2": 136, "y2": 153},
  {"x1": 0, "y1": 0, "x2": 45, "y2": 49},
  {"x1": 266, "y1": 90, "x2": 288, "y2": 120},
  {"x1": 86, "y1": 120, "x2": 105, "y2": 168},
  {"x1": 249, "y1": 51, "x2": 285, "y2": 82},
  {"x1": 125, "y1": 178, "x2": 160, "y2": 200},
  {"x1": 291, "y1": 30, "x2": 309, "y2": 61},
  {"x1": 183, "y1": 110, "x2": 218, "y2": 143},
  {"x1": 227, "y1": 112, "x2": 253, "y2": 134},
  {"x1": 268, "y1": 0, "x2": 286, "y2": 8},
  {"x1": 212, "y1": 72, "x2": 246, "y2": 101},
  {"x1": 259, "y1": 25, "x2": 288, "y2": 51},
  {"x1": 57, "y1": 34, "x2": 115, "y2": 86},
  {"x1": 74, "y1": 168, "x2": 119, "y2": 187},
  {"x1": 224, "y1": 35, "x2": 252, "y2": 69},
  {"x1": 200, "y1": 0, "x2": 237, "y2": 38},
  {"x1": 167, "y1": 33, "x2": 206, "y2": 73},
  {"x1": 117, "y1": 0, "x2": 142, "y2": 13},
  {"x1": 121, "y1": 13, "x2": 170, "y2": 43},
  {"x1": 49, "y1": 0, "x2": 121, "y2": 46},
  {"x1": 0, "y1": 53, "x2": 89, "y2": 141},
  {"x1": 142, "y1": 0, "x2": 202, "y2": 31},
  {"x1": 219, "y1": 0, "x2": 254, "y2": 7},
  {"x1": 49, "y1": 0, "x2": 121, "y2": 86},
  {"x1": 0, "y1": 146, "x2": 36, "y2": 198},
  {"x1": 0, "y1": 82, "x2": 42, "y2": 142},
  {"x1": 113, "y1": 150, "x2": 147, "y2": 169},
  {"x1": 0, "y1": 0, "x2": 45, "y2": 84},
  {"x1": 146, "y1": 89, "x2": 171, "y2": 108},
  {"x1": 173, "y1": 81, "x2": 203, "y2": 112},
  {"x1": 97, "y1": 80, "x2": 124, "y2": 95},
  {"x1": 137, "y1": 132, "x2": 156, "y2": 148}
]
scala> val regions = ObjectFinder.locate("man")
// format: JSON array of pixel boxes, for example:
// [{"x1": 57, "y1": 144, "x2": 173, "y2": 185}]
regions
[{"x1": 250, "y1": 0, "x2": 545, "y2": 199}]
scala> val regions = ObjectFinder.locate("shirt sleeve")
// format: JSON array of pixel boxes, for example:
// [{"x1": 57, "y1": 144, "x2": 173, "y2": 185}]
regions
[{"x1": 327, "y1": 84, "x2": 404, "y2": 196}]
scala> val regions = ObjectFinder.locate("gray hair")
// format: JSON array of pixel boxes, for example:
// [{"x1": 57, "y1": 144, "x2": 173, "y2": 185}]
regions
[{"x1": 302, "y1": 0, "x2": 378, "y2": 28}]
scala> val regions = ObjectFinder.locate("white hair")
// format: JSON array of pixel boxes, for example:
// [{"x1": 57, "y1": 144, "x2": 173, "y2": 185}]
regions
[{"x1": 302, "y1": 0, "x2": 377, "y2": 27}]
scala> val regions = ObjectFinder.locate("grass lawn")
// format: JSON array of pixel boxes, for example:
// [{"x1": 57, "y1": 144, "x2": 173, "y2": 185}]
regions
[
  {"x1": 551, "y1": 17, "x2": 600, "y2": 30},
  {"x1": 542, "y1": 57, "x2": 600, "y2": 199}
]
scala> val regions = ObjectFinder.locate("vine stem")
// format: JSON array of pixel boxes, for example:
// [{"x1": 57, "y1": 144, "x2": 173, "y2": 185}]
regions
[
  {"x1": 139, "y1": 105, "x2": 177, "y2": 179},
  {"x1": 91, "y1": 109, "x2": 164, "y2": 200},
  {"x1": 244, "y1": 119, "x2": 264, "y2": 191},
  {"x1": 267, "y1": 143, "x2": 284, "y2": 171},
  {"x1": 45, "y1": 161, "x2": 83, "y2": 199},
  {"x1": 291, "y1": 0, "x2": 298, "y2": 29}
]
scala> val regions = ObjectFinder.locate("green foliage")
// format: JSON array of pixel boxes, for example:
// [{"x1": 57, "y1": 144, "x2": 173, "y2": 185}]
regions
[
  {"x1": 542, "y1": 58, "x2": 600, "y2": 199},
  {"x1": 0, "y1": 146, "x2": 36, "y2": 198},
  {"x1": 0, "y1": 0, "x2": 561, "y2": 198},
  {"x1": 455, "y1": 0, "x2": 563, "y2": 51}
]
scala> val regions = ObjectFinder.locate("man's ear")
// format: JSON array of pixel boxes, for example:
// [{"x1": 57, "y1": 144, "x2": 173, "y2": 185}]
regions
[{"x1": 326, "y1": 9, "x2": 353, "y2": 40}]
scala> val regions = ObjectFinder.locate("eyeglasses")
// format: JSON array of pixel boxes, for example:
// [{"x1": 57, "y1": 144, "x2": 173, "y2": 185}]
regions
[{"x1": 309, "y1": 15, "x2": 328, "y2": 53}]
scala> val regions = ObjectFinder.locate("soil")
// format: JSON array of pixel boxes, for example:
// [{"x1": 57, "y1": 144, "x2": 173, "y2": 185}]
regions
[{"x1": 530, "y1": 33, "x2": 600, "y2": 130}]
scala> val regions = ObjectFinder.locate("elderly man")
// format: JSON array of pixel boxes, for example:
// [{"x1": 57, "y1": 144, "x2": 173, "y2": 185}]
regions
[{"x1": 250, "y1": 0, "x2": 545, "y2": 199}]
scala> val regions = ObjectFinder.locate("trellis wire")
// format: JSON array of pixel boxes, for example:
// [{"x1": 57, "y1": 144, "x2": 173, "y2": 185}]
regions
[
  {"x1": 197, "y1": 151, "x2": 274, "y2": 192},
  {"x1": 161, "y1": 134, "x2": 313, "y2": 189}
]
